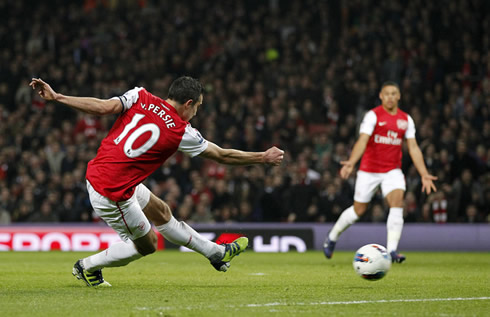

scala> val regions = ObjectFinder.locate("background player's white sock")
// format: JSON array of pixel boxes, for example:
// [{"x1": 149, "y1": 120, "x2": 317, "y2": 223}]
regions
[
  {"x1": 328, "y1": 206, "x2": 359, "y2": 241},
  {"x1": 156, "y1": 216, "x2": 224, "y2": 261},
  {"x1": 386, "y1": 207, "x2": 404, "y2": 253},
  {"x1": 83, "y1": 240, "x2": 142, "y2": 272}
]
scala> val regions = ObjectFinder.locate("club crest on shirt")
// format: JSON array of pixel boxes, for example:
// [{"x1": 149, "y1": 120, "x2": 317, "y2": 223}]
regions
[{"x1": 397, "y1": 119, "x2": 408, "y2": 130}]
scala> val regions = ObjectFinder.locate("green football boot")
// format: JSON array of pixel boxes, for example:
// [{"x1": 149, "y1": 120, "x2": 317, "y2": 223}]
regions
[{"x1": 210, "y1": 237, "x2": 248, "y2": 272}]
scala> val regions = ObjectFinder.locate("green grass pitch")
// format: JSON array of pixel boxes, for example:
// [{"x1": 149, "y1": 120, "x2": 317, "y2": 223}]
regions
[{"x1": 0, "y1": 251, "x2": 488, "y2": 316}]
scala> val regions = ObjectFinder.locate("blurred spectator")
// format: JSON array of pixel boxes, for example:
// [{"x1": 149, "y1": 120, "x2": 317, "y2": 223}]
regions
[
  {"x1": 431, "y1": 192, "x2": 448, "y2": 224},
  {"x1": 371, "y1": 204, "x2": 386, "y2": 223},
  {"x1": 28, "y1": 200, "x2": 59, "y2": 222},
  {"x1": 215, "y1": 204, "x2": 236, "y2": 223},
  {"x1": 451, "y1": 169, "x2": 484, "y2": 222},
  {"x1": 464, "y1": 204, "x2": 483, "y2": 223},
  {"x1": 260, "y1": 174, "x2": 288, "y2": 222},
  {"x1": 404, "y1": 191, "x2": 420, "y2": 223},
  {"x1": 176, "y1": 195, "x2": 194, "y2": 222},
  {"x1": 58, "y1": 192, "x2": 84, "y2": 222},
  {"x1": 13, "y1": 202, "x2": 34, "y2": 222},
  {"x1": 0, "y1": 207, "x2": 10, "y2": 225},
  {"x1": 211, "y1": 179, "x2": 232, "y2": 211},
  {"x1": 45, "y1": 140, "x2": 65, "y2": 175},
  {"x1": 317, "y1": 178, "x2": 351, "y2": 222},
  {"x1": 420, "y1": 203, "x2": 433, "y2": 223},
  {"x1": 0, "y1": 188, "x2": 15, "y2": 218},
  {"x1": 1, "y1": 0, "x2": 489, "y2": 223},
  {"x1": 190, "y1": 195, "x2": 215, "y2": 224},
  {"x1": 73, "y1": 114, "x2": 102, "y2": 139}
]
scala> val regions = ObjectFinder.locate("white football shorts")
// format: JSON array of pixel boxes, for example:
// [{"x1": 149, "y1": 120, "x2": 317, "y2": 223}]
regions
[
  {"x1": 353, "y1": 169, "x2": 406, "y2": 203},
  {"x1": 86, "y1": 180, "x2": 152, "y2": 242}
]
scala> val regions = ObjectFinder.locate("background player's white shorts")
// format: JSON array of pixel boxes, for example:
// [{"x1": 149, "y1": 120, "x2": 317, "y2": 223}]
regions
[
  {"x1": 86, "y1": 180, "x2": 152, "y2": 242},
  {"x1": 354, "y1": 169, "x2": 406, "y2": 203}
]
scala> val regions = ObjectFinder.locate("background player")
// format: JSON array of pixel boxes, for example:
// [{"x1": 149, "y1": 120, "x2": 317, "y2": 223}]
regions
[
  {"x1": 323, "y1": 81, "x2": 437, "y2": 263},
  {"x1": 29, "y1": 77, "x2": 284, "y2": 287}
]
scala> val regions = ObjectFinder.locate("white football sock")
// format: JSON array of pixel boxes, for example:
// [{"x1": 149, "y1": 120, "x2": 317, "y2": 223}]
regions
[
  {"x1": 386, "y1": 207, "x2": 404, "y2": 253},
  {"x1": 156, "y1": 216, "x2": 224, "y2": 261},
  {"x1": 83, "y1": 240, "x2": 142, "y2": 272},
  {"x1": 329, "y1": 206, "x2": 359, "y2": 241}
]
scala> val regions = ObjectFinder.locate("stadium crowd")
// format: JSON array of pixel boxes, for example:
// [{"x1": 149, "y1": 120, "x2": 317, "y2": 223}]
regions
[{"x1": 0, "y1": 0, "x2": 488, "y2": 225}]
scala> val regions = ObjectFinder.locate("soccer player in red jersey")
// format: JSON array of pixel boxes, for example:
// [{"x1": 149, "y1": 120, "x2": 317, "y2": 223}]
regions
[
  {"x1": 30, "y1": 77, "x2": 284, "y2": 287},
  {"x1": 323, "y1": 82, "x2": 437, "y2": 263}
]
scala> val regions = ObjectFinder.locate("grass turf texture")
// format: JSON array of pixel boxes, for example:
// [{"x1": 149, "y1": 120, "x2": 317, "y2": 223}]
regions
[{"x1": 0, "y1": 251, "x2": 488, "y2": 316}]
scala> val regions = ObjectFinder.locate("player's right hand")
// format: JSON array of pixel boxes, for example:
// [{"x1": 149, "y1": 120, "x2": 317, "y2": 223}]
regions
[
  {"x1": 339, "y1": 160, "x2": 354, "y2": 179},
  {"x1": 263, "y1": 146, "x2": 284, "y2": 166},
  {"x1": 421, "y1": 174, "x2": 438, "y2": 195},
  {"x1": 29, "y1": 78, "x2": 58, "y2": 101}
]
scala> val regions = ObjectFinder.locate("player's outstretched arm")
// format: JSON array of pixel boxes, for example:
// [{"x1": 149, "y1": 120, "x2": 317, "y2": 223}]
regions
[
  {"x1": 339, "y1": 133, "x2": 370, "y2": 179},
  {"x1": 406, "y1": 138, "x2": 437, "y2": 194},
  {"x1": 199, "y1": 142, "x2": 284, "y2": 166},
  {"x1": 29, "y1": 78, "x2": 122, "y2": 116}
]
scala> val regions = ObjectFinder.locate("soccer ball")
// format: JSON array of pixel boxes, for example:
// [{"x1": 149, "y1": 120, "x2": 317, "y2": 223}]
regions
[{"x1": 353, "y1": 243, "x2": 391, "y2": 281}]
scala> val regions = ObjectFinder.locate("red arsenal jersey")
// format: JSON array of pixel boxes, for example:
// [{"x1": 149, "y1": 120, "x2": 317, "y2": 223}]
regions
[
  {"x1": 358, "y1": 105, "x2": 415, "y2": 173},
  {"x1": 86, "y1": 87, "x2": 208, "y2": 201}
]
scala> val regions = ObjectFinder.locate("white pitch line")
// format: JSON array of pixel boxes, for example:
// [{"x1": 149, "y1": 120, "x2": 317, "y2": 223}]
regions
[
  {"x1": 136, "y1": 297, "x2": 490, "y2": 311},
  {"x1": 246, "y1": 297, "x2": 490, "y2": 307}
]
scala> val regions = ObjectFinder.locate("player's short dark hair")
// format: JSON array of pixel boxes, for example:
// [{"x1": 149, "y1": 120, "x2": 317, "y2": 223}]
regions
[
  {"x1": 381, "y1": 81, "x2": 400, "y2": 90},
  {"x1": 168, "y1": 76, "x2": 204, "y2": 106}
]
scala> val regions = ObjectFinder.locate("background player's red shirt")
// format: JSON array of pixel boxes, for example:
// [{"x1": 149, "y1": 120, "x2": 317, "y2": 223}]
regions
[
  {"x1": 358, "y1": 105, "x2": 415, "y2": 173},
  {"x1": 86, "y1": 88, "x2": 208, "y2": 201}
]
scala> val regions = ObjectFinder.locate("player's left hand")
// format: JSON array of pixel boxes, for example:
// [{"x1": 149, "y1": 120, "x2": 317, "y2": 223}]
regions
[
  {"x1": 339, "y1": 161, "x2": 354, "y2": 179},
  {"x1": 29, "y1": 78, "x2": 58, "y2": 101},
  {"x1": 263, "y1": 146, "x2": 284, "y2": 166},
  {"x1": 421, "y1": 174, "x2": 437, "y2": 194}
]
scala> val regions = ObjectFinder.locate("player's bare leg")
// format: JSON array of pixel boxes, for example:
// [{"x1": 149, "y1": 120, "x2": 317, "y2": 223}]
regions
[
  {"x1": 145, "y1": 193, "x2": 247, "y2": 271},
  {"x1": 385, "y1": 189, "x2": 406, "y2": 263},
  {"x1": 353, "y1": 201, "x2": 369, "y2": 217},
  {"x1": 323, "y1": 202, "x2": 367, "y2": 259}
]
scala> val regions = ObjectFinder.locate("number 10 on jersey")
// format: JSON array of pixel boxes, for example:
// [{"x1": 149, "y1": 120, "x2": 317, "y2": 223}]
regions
[{"x1": 113, "y1": 113, "x2": 160, "y2": 158}]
